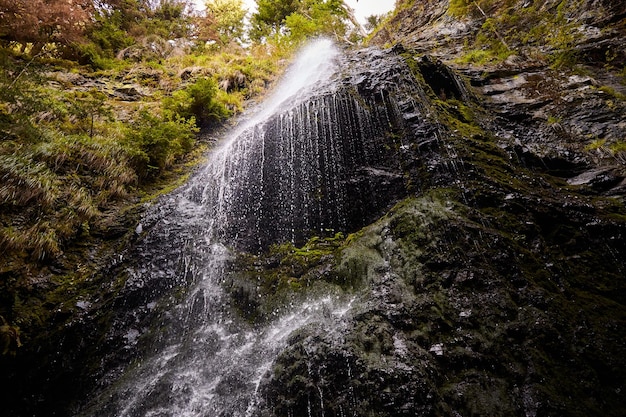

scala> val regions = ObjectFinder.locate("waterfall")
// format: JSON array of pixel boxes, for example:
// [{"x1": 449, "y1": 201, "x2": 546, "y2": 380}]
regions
[
  {"x1": 187, "y1": 40, "x2": 405, "y2": 251},
  {"x1": 81, "y1": 39, "x2": 428, "y2": 417}
]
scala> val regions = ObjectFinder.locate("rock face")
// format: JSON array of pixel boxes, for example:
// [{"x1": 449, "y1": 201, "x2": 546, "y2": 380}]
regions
[
  {"x1": 248, "y1": 46, "x2": 626, "y2": 416},
  {"x1": 249, "y1": 2, "x2": 626, "y2": 416},
  {"x1": 372, "y1": 0, "x2": 626, "y2": 184}
]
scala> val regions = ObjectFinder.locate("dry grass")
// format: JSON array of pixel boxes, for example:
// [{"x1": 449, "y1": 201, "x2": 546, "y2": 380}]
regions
[
  {"x1": 0, "y1": 154, "x2": 58, "y2": 207},
  {"x1": 1, "y1": 132, "x2": 139, "y2": 259}
]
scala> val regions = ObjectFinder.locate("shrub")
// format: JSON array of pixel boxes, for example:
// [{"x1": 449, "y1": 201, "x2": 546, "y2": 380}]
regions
[
  {"x1": 122, "y1": 109, "x2": 198, "y2": 179},
  {"x1": 89, "y1": 11, "x2": 136, "y2": 55},
  {"x1": 74, "y1": 43, "x2": 118, "y2": 70},
  {"x1": 164, "y1": 77, "x2": 231, "y2": 127}
]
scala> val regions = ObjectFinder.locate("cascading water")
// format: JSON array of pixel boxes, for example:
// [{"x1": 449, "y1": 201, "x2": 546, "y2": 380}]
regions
[
  {"x1": 187, "y1": 42, "x2": 414, "y2": 251},
  {"x1": 80, "y1": 39, "x2": 441, "y2": 417}
]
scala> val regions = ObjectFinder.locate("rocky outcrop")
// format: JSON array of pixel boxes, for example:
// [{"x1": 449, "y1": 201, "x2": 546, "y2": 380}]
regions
[
  {"x1": 249, "y1": 3, "x2": 626, "y2": 415},
  {"x1": 250, "y1": 42, "x2": 626, "y2": 416},
  {"x1": 372, "y1": 0, "x2": 626, "y2": 188}
]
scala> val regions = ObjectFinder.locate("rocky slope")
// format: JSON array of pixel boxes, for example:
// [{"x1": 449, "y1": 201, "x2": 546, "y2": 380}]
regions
[{"x1": 373, "y1": 0, "x2": 626, "y2": 184}]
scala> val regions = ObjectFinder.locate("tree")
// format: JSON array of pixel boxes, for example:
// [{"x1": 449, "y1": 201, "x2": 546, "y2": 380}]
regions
[
  {"x1": 249, "y1": 0, "x2": 301, "y2": 41},
  {"x1": 364, "y1": 14, "x2": 383, "y2": 32},
  {"x1": 249, "y1": 0, "x2": 351, "y2": 43},
  {"x1": 69, "y1": 90, "x2": 111, "y2": 138},
  {"x1": 287, "y1": 0, "x2": 348, "y2": 41},
  {"x1": 200, "y1": 0, "x2": 247, "y2": 45},
  {"x1": 94, "y1": 0, "x2": 193, "y2": 39},
  {"x1": 95, "y1": 0, "x2": 149, "y2": 29},
  {"x1": 85, "y1": 0, "x2": 194, "y2": 61},
  {"x1": 0, "y1": 0, "x2": 93, "y2": 54},
  {"x1": 148, "y1": 0, "x2": 194, "y2": 39},
  {"x1": 163, "y1": 77, "x2": 231, "y2": 127}
]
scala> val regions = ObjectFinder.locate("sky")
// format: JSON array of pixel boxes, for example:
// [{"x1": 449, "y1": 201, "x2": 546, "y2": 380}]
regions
[
  {"x1": 192, "y1": 0, "x2": 396, "y2": 27},
  {"x1": 343, "y1": 0, "x2": 396, "y2": 26}
]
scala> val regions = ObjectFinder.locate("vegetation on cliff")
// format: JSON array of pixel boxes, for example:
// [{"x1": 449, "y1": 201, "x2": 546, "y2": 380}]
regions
[{"x1": 0, "y1": 0, "x2": 370, "y2": 362}]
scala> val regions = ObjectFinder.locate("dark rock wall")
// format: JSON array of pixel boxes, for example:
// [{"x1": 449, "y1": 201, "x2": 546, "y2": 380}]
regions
[
  {"x1": 203, "y1": 90, "x2": 411, "y2": 251},
  {"x1": 250, "y1": 33, "x2": 626, "y2": 417}
]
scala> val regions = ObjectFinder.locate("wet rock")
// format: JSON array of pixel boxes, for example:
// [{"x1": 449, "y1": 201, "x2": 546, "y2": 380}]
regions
[
  {"x1": 567, "y1": 166, "x2": 624, "y2": 190},
  {"x1": 250, "y1": 42, "x2": 626, "y2": 417}
]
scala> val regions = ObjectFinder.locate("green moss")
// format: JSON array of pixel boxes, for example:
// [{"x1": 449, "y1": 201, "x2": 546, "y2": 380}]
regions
[
  {"x1": 228, "y1": 233, "x2": 348, "y2": 317},
  {"x1": 549, "y1": 49, "x2": 579, "y2": 69},
  {"x1": 583, "y1": 137, "x2": 626, "y2": 165},
  {"x1": 609, "y1": 140, "x2": 626, "y2": 153},
  {"x1": 433, "y1": 98, "x2": 484, "y2": 137},
  {"x1": 399, "y1": 53, "x2": 425, "y2": 85},
  {"x1": 456, "y1": 48, "x2": 510, "y2": 65},
  {"x1": 598, "y1": 85, "x2": 626, "y2": 101},
  {"x1": 546, "y1": 115, "x2": 562, "y2": 125},
  {"x1": 270, "y1": 232, "x2": 345, "y2": 273},
  {"x1": 335, "y1": 227, "x2": 385, "y2": 288},
  {"x1": 447, "y1": 0, "x2": 586, "y2": 68},
  {"x1": 596, "y1": 196, "x2": 626, "y2": 222},
  {"x1": 447, "y1": 0, "x2": 474, "y2": 17}
]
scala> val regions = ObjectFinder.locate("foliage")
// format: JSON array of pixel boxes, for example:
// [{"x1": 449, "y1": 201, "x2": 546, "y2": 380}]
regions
[
  {"x1": 73, "y1": 0, "x2": 194, "y2": 66},
  {"x1": 67, "y1": 90, "x2": 112, "y2": 138},
  {"x1": 92, "y1": 0, "x2": 194, "y2": 40},
  {"x1": 450, "y1": 0, "x2": 583, "y2": 67},
  {"x1": 200, "y1": 0, "x2": 248, "y2": 45},
  {"x1": 364, "y1": 14, "x2": 385, "y2": 33},
  {"x1": 0, "y1": 0, "x2": 93, "y2": 53},
  {"x1": 145, "y1": 0, "x2": 194, "y2": 40},
  {"x1": 0, "y1": 44, "x2": 212, "y2": 261},
  {"x1": 86, "y1": 9, "x2": 136, "y2": 60},
  {"x1": 0, "y1": 70, "x2": 200, "y2": 257},
  {"x1": 585, "y1": 138, "x2": 626, "y2": 166},
  {"x1": 250, "y1": 0, "x2": 301, "y2": 40},
  {"x1": 0, "y1": 58, "x2": 46, "y2": 143},
  {"x1": 250, "y1": 0, "x2": 350, "y2": 45},
  {"x1": 0, "y1": 0, "x2": 196, "y2": 66},
  {"x1": 163, "y1": 77, "x2": 231, "y2": 127},
  {"x1": 122, "y1": 109, "x2": 198, "y2": 178},
  {"x1": 598, "y1": 85, "x2": 626, "y2": 101},
  {"x1": 170, "y1": 46, "x2": 283, "y2": 105},
  {"x1": 0, "y1": 153, "x2": 58, "y2": 207},
  {"x1": 0, "y1": 131, "x2": 136, "y2": 259},
  {"x1": 74, "y1": 43, "x2": 121, "y2": 70},
  {"x1": 284, "y1": 0, "x2": 348, "y2": 42}
]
